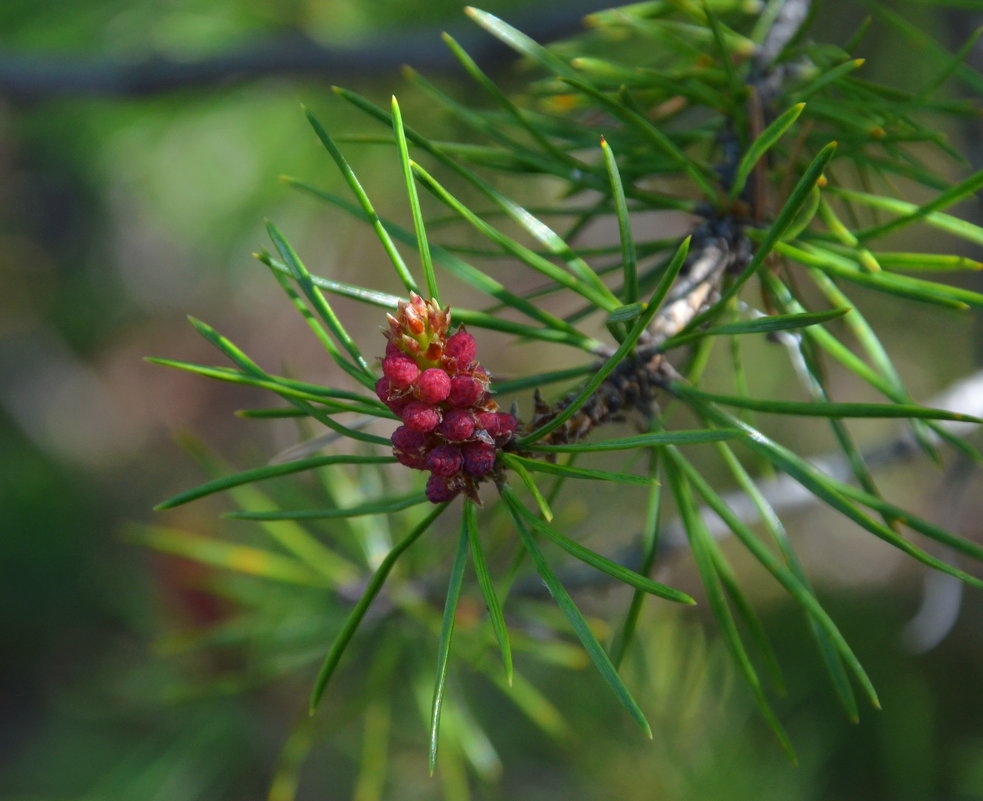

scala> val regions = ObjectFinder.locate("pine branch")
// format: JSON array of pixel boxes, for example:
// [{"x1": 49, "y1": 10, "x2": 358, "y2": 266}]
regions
[
  {"x1": 146, "y1": 1, "x2": 983, "y2": 760},
  {"x1": 512, "y1": 367, "x2": 983, "y2": 597},
  {"x1": 527, "y1": 220, "x2": 745, "y2": 444},
  {"x1": 521, "y1": 5, "x2": 814, "y2": 446}
]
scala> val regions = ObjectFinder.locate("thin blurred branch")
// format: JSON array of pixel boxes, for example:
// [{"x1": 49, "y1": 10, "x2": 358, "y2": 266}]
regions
[
  {"x1": 0, "y1": 1, "x2": 606, "y2": 102},
  {"x1": 750, "y1": 0, "x2": 812, "y2": 103},
  {"x1": 516, "y1": 367, "x2": 983, "y2": 596},
  {"x1": 900, "y1": 453, "x2": 976, "y2": 653},
  {"x1": 754, "y1": 0, "x2": 812, "y2": 70}
]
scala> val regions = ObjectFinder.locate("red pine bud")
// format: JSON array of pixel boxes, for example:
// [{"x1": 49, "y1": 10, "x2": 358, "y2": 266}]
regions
[
  {"x1": 447, "y1": 375, "x2": 484, "y2": 408},
  {"x1": 476, "y1": 411, "x2": 501, "y2": 435},
  {"x1": 391, "y1": 425, "x2": 427, "y2": 451},
  {"x1": 391, "y1": 426, "x2": 428, "y2": 469},
  {"x1": 437, "y1": 409, "x2": 476, "y2": 442},
  {"x1": 461, "y1": 441, "x2": 497, "y2": 476},
  {"x1": 477, "y1": 411, "x2": 517, "y2": 441},
  {"x1": 394, "y1": 449, "x2": 428, "y2": 469},
  {"x1": 426, "y1": 443, "x2": 464, "y2": 477},
  {"x1": 496, "y1": 412, "x2": 518, "y2": 438},
  {"x1": 376, "y1": 376, "x2": 410, "y2": 413},
  {"x1": 416, "y1": 368, "x2": 452, "y2": 404},
  {"x1": 426, "y1": 474, "x2": 461, "y2": 503},
  {"x1": 401, "y1": 401, "x2": 440, "y2": 432},
  {"x1": 382, "y1": 354, "x2": 420, "y2": 388},
  {"x1": 444, "y1": 329, "x2": 477, "y2": 364}
]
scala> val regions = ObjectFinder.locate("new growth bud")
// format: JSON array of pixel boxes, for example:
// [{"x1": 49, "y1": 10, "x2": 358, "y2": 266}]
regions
[{"x1": 380, "y1": 295, "x2": 516, "y2": 503}]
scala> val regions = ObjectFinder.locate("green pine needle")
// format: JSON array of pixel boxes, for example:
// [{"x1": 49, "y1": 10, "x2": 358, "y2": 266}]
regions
[{"x1": 309, "y1": 505, "x2": 447, "y2": 715}]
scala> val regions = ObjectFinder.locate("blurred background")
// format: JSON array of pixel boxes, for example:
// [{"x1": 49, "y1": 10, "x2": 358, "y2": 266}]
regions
[{"x1": 2, "y1": 1, "x2": 982, "y2": 799}]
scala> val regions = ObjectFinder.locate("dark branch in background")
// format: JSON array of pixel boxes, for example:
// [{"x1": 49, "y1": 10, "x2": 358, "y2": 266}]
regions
[{"x1": 0, "y1": 1, "x2": 608, "y2": 103}]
